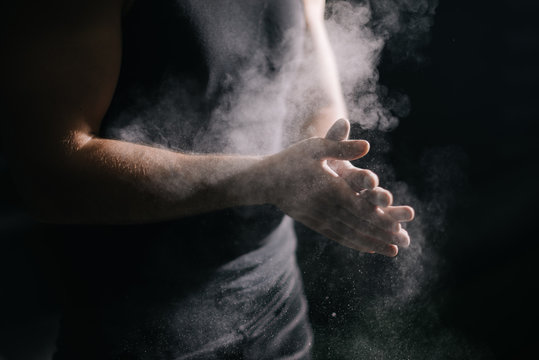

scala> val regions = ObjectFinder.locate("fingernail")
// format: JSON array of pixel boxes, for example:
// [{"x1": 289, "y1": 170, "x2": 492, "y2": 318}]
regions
[
  {"x1": 387, "y1": 246, "x2": 398, "y2": 257},
  {"x1": 359, "y1": 140, "x2": 370, "y2": 152},
  {"x1": 394, "y1": 231, "x2": 409, "y2": 247}
]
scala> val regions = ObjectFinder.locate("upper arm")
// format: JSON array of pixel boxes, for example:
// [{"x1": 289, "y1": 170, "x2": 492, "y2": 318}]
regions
[
  {"x1": 302, "y1": 0, "x2": 326, "y2": 29},
  {"x1": 298, "y1": 0, "x2": 347, "y2": 137},
  {"x1": 0, "y1": 0, "x2": 124, "y2": 161}
]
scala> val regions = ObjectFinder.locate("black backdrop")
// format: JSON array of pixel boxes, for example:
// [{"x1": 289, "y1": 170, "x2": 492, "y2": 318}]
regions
[
  {"x1": 297, "y1": 0, "x2": 539, "y2": 358},
  {"x1": 1, "y1": 0, "x2": 538, "y2": 359}
]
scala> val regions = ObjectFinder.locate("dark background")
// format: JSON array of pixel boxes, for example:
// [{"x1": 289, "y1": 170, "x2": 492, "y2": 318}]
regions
[
  {"x1": 1, "y1": 0, "x2": 538, "y2": 359},
  {"x1": 297, "y1": 0, "x2": 539, "y2": 358}
]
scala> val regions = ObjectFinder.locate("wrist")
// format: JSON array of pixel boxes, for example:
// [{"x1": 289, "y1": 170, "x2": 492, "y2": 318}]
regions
[
  {"x1": 213, "y1": 155, "x2": 275, "y2": 207},
  {"x1": 246, "y1": 154, "x2": 277, "y2": 206}
]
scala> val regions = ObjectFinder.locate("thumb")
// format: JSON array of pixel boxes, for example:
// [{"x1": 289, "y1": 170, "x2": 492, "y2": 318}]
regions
[{"x1": 325, "y1": 118, "x2": 350, "y2": 141}]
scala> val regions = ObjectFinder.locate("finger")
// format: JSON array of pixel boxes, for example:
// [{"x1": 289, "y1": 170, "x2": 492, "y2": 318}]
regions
[
  {"x1": 295, "y1": 209, "x2": 399, "y2": 256},
  {"x1": 331, "y1": 205, "x2": 405, "y2": 245},
  {"x1": 323, "y1": 229, "x2": 375, "y2": 254},
  {"x1": 384, "y1": 206, "x2": 415, "y2": 222},
  {"x1": 363, "y1": 240, "x2": 398, "y2": 257},
  {"x1": 312, "y1": 138, "x2": 370, "y2": 161},
  {"x1": 361, "y1": 187, "x2": 393, "y2": 207},
  {"x1": 348, "y1": 195, "x2": 400, "y2": 233},
  {"x1": 294, "y1": 213, "x2": 376, "y2": 253},
  {"x1": 331, "y1": 196, "x2": 399, "y2": 234},
  {"x1": 336, "y1": 224, "x2": 399, "y2": 257},
  {"x1": 340, "y1": 237, "x2": 396, "y2": 256},
  {"x1": 354, "y1": 219, "x2": 410, "y2": 247},
  {"x1": 325, "y1": 118, "x2": 350, "y2": 141},
  {"x1": 339, "y1": 167, "x2": 379, "y2": 191},
  {"x1": 327, "y1": 158, "x2": 353, "y2": 173},
  {"x1": 397, "y1": 229, "x2": 410, "y2": 248},
  {"x1": 327, "y1": 159, "x2": 379, "y2": 191}
]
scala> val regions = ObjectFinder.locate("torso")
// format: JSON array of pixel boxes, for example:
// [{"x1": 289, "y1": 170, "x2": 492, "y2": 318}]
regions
[
  {"x1": 46, "y1": 0, "x2": 307, "y2": 303},
  {"x1": 103, "y1": 0, "x2": 305, "y2": 155}
]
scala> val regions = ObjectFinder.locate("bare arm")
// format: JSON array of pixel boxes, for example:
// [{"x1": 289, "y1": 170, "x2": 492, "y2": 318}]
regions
[
  {"x1": 0, "y1": 0, "x2": 411, "y2": 256},
  {"x1": 294, "y1": 1, "x2": 415, "y2": 255},
  {"x1": 300, "y1": 0, "x2": 348, "y2": 138},
  {"x1": 0, "y1": 0, "x2": 271, "y2": 224},
  {"x1": 0, "y1": 1, "x2": 361, "y2": 224}
]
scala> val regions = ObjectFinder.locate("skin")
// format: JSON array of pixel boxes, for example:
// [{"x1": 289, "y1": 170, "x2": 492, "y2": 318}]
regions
[{"x1": 0, "y1": 0, "x2": 414, "y2": 257}]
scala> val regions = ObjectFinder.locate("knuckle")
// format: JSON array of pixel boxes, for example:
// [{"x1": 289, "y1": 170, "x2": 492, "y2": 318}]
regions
[
  {"x1": 356, "y1": 171, "x2": 378, "y2": 188},
  {"x1": 373, "y1": 188, "x2": 392, "y2": 205},
  {"x1": 356, "y1": 170, "x2": 372, "y2": 186},
  {"x1": 359, "y1": 169, "x2": 374, "y2": 178}
]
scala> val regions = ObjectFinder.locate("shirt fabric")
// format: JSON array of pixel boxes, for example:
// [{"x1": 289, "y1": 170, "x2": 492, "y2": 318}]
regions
[{"x1": 48, "y1": 0, "x2": 313, "y2": 358}]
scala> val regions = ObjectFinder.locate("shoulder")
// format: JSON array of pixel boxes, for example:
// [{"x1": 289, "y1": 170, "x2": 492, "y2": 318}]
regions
[{"x1": 0, "y1": 0, "x2": 126, "y2": 27}]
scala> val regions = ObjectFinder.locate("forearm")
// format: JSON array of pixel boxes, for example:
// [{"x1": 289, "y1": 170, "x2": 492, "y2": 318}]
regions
[
  {"x1": 17, "y1": 135, "x2": 270, "y2": 224},
  {"x1": 301, "y1": 1, "x2": 348, "y2": 138}
]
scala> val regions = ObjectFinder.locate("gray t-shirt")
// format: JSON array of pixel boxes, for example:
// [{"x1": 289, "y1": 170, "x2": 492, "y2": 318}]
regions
[{"x1": 47, "y1": 0, "x2": 307, "y2": 304}]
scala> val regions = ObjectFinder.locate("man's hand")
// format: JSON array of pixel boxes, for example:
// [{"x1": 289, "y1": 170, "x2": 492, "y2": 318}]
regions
[
  {"x1": 326, "y1": 119, "x2": 415, "y2": 255},
  {"x1": 265, "y1": 119, "x2": 414, "y2": 257}
]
